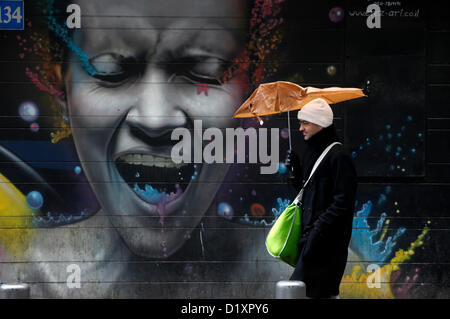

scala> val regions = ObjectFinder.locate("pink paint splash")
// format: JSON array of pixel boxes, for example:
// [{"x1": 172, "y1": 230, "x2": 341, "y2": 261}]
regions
[
  {"x1": 219, "y1": 0, "x2": 285, "y2": 88},
  {"x1": 25, "y1": 67, "x2": 65, "y2": 99},
  {"x1": 134, "y1": 183, "x2": 183, "y2": 227},
  {"x1": 197, "y1": 83, "x2": 209, "y2": 96},
  {"x1": 17, "y1": 28, "x2": 65, "y2": 100},
  {"x1": 156, "y1": 185, "x2": 183, "y2": 227},
  {"x1": 391, "y1": 267, "x2": 423, "y2": 298}
]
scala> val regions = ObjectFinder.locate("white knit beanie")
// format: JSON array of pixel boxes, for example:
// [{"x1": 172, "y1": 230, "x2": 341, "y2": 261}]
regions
[{"x1": 297, "y1": 98, "x2": 333, "y2": 128}]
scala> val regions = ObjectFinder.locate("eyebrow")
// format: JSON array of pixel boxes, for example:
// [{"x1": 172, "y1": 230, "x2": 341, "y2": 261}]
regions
[
  {"x1": 178, "y1": 47, "x2": 227, "y2": 60},
  {"x1": 160, "y1": 24, "x2": 239, "y2": 60}
]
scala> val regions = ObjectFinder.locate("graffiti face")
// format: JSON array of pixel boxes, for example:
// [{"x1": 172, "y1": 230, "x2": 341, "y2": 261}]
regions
[{"x1": 64, "y1": 0, "x2": 248, "y2": 258}]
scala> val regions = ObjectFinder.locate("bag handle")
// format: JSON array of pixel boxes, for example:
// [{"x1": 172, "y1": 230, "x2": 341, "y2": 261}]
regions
[{"x1": 293, "y1": 142, "x2": 342, "y2": 206}]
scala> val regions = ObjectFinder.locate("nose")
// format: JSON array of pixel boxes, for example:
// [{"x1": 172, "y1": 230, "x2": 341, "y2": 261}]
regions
[{"x1": 125, "y1": 65, "x2": 189, "y2": 146}]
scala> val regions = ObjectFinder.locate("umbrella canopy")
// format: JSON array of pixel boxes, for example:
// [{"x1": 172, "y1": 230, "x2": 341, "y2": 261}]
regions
[{"x1": 233, "y1": 81, "x2": 366, "y2": 119}]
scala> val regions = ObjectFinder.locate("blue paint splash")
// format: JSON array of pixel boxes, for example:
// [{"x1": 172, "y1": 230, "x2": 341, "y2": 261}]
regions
[
  {"x1": 350, "y1": 200, "x2": 406, "y2": 262},
  {"x1": 132, "y1": 183, "x2": 182, "y2": 225},
  {"x1": 351, "y1": 116, "x2": 423, "y2": 175},
  {"x1": 133, "y1": 183, "x2": 182, "y2": 206},
  {"x1": 44, "y1": 0, "x2": 96, "y2": 76},
  {"x1": 377, "y1": 193, "x2": 387, "y2": 205},
  {"x1": 272, "y1": 197, "x2": 291, "y2": 220},
  {"x1": 239, "y1": 197, "x2": 290, "y2": 226},
  {"x1": 32, "y1": 210, "x2": 88, "y2": 227}
]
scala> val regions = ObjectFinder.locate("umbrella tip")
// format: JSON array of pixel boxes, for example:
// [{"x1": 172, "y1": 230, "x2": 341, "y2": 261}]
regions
[{"x1": 255, "y1": 115, "x2": 264, "y2": 126}]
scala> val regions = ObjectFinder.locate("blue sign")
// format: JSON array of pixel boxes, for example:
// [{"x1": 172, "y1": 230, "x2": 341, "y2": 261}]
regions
[{"x1": 0, "y1": 1, "x2": 24, "y2": 30}]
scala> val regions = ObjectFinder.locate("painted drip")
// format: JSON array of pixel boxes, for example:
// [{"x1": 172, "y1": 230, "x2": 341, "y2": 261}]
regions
[{"x1": 133, "y1": 183, "x2": 183, "y2": 226}]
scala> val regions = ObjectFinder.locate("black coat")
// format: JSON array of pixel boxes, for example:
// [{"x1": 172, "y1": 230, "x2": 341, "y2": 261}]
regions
[{"x1": 288, "y1": 125, "x2": 357, "y2": 298}]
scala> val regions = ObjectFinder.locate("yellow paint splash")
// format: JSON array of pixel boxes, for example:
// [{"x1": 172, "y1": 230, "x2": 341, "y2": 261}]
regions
[
  {"x1": 0, "y1": 173, "x2": 38, "y2": 259},
  {"x1": 50, "y1": 120, "x2": 72, "y2": 143},
  {"x1": 340, "y1": 225, "x2": 430, "y2": 299},
  {"x1": 379, "y1": 219, "x2": 390, "y2": 242}
]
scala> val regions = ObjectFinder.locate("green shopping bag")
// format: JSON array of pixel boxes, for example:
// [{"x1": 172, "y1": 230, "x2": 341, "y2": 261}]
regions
[{"x1": 265, "y1": 202, "x2": 302, "y2": 267}]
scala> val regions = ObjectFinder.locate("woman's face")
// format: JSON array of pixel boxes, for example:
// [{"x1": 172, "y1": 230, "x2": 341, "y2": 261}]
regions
[{"x1": 64, "y1": 0, "x2": 248, "y2": 258}]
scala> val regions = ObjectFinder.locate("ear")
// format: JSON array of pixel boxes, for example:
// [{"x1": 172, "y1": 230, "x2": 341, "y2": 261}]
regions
[{"x1": 51, "y1": 64, "x2": 69, "y2": 120}]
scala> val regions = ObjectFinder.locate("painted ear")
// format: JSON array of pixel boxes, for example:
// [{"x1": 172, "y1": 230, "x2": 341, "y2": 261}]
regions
[{"x1": 51, "y1": 64, "x2": 69, "y2": 120}]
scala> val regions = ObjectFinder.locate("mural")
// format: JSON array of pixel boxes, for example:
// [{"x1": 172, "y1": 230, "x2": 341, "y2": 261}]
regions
[{"x1": 0, "y1": 0, "x2": 448, "y2": 298}]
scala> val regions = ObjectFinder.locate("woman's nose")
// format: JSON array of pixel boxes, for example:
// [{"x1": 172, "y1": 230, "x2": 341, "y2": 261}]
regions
[{"x1": 125, "y1": 65, "x2": 189, "y2": 145}]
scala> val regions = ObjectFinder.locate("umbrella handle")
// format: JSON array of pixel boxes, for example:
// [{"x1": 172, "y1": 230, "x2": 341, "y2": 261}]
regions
[{"x1": 287, "y1": 110, "x2": 292, "y2": 150}]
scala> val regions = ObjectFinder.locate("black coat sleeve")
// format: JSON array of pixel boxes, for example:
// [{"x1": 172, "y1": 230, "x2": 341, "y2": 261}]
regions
[
  {"x1": 286, "y1": 150, "x2": 302, "y2": 192},
  {"x1": 312, "y1": 151, "x2": 357, "y2": 235}
]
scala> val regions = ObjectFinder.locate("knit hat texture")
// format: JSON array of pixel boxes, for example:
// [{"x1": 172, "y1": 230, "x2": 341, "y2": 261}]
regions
[{"x1": 297, "y1": 98, "x2": 333, "y2": 128}]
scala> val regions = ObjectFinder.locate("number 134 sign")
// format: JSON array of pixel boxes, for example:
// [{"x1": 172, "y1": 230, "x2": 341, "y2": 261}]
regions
[{"x1": 0, "y1": 1, "x2": 24, "y2": 30}]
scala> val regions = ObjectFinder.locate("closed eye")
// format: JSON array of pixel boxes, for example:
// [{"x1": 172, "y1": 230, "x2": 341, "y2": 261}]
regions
[
  {"x1": 89, "y1": 53, "x2": 142, "y2": 86},
  {"x1": 171, "y1": 56, "x2": 229, "y2": 85}
]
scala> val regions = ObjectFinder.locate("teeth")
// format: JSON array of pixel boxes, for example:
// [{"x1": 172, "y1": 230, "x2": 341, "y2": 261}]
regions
[
  {"x1": 134, "y1": 154, "x2": 142, "y2": 165},
  {"x1": 118, "y1": 154, "x2": 182, "y2": 168}
]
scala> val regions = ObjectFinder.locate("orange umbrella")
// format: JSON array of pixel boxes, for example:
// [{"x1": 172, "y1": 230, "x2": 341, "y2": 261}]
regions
[
  {"x1": 233, "y1": 81, "x2": 366, "y2": 119},
  {"x1": 233, "y1": 81, "x2": 366, "y2": 148}
]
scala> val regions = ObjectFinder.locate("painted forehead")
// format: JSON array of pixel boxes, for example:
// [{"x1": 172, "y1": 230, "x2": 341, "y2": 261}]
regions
[
  {"x1": 75, "y1": 0, "x2": 247, "y2": 58},
  {"x1": 78, "y1": 0, "x2": 246, "y2": 18}
]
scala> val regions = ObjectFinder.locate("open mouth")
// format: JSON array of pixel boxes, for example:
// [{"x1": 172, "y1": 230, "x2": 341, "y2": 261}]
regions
[{"x1": 114, "y1": 153, "x2": 201, "y2": 207}]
